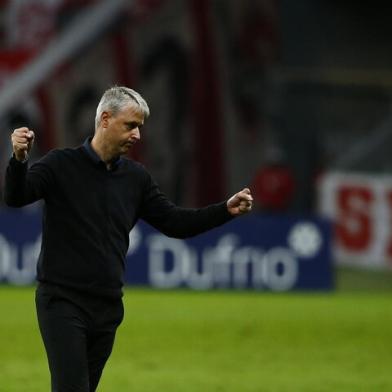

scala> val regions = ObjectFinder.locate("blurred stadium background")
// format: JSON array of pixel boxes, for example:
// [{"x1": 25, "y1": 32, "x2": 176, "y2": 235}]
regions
[{"x1": 1, "y1": 0, "x2": 392, "y2": 391}]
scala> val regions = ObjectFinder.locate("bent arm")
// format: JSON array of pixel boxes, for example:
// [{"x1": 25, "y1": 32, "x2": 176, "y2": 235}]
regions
[
  {"x1": 4, "y1": 153, "x2": 56, "y2": 207},
  {"x1": 139, "y1": 173, "x2": 233, "y2": 239}
]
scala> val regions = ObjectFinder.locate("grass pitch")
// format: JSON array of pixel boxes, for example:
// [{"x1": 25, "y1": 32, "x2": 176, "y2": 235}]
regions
[{"x1": 0, "y1": 283, "x2": 392, "y2": 391}]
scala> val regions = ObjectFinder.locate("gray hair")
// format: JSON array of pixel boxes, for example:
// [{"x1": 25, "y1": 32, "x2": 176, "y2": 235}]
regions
[{"x1": 95, "y1": 86, "x2": 150, "y2": 128}]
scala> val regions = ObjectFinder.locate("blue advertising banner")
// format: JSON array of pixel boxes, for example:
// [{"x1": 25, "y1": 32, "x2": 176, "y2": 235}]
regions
[
  {"x1": 0, "y1": 209, "x2": 42, "y2": 285},
  {"x1": 0, "y1": 209, "x2": 333, "y2": 291},
  {"x1": 125, "y1": 215, "x2": 332, "y2": 291}
]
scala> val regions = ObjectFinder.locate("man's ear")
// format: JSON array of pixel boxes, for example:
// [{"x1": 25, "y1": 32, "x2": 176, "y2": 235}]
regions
[{"x1": 101, "y1": 111, "x2": 110, "y2": 129}]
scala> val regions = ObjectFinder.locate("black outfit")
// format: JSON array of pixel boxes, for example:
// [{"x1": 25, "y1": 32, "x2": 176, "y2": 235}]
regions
[
  {"x1": 35, "y1": 284, "x2": 124, "y2": 392},
  {"x1": 4, "y1": 139, "x2": 233, "y2": 392}
]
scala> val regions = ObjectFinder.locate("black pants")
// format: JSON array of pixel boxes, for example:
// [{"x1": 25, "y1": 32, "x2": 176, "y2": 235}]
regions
[{"x1": 35, "y1": 284, "x2": 124, "y2": 392}]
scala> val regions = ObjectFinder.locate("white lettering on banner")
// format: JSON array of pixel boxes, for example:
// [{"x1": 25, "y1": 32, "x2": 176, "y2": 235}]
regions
[
  {"x1": 127, "y1": 225, "x2": 142, "y2": 255},
  {"x1": 10, "y1": 235, "x2": 41, "y2": 285},
  {"x1": 265, "y1": 248, "x2": 298, "y2": 291},
  {"x1": 0, "y1": 234, "x2": 14, "y2": 279},
  {"x1": 202, "y1": 235, "x2": 239, "y2": 289},
  {"x1": 148, "y1": 235, "x2": 193, "y2": 289},
  {"x1": 147, "y1": 233, "x2": 298, "y2": 291},
  {"x1": 0, "y1": 235, "x2": 41, "y2": 284}
]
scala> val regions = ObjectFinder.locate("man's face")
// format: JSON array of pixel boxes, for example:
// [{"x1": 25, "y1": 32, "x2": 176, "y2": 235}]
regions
[{"x1": 102, "y1": 103, "x2": 144, "y2": 156}]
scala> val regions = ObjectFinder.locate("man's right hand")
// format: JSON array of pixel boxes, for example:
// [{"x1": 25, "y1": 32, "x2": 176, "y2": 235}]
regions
[{"x1": 11, "y1": 127, "x2": 35, "y2": 162}]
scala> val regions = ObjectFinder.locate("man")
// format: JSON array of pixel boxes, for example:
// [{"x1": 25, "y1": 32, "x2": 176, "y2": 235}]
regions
[{"x1": 4, "y1": 86, "x2": 253, "y2": 392}]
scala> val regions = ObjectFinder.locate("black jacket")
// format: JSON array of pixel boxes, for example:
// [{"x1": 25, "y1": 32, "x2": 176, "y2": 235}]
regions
[{"x1": 4, "y1": 141, "x2": 233, "y2": 298}]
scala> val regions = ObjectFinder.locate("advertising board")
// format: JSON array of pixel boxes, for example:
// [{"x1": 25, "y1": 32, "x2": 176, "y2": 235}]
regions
[
  {"x1": 0, "y1": 210, "x2": 332, "y2": 291},
  {"x1": 319, "y1": 172, "x2": 392, "y2": 269}
]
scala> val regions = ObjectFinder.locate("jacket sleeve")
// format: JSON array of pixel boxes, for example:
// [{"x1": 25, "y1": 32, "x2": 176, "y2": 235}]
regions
[
  {"x1": 139, "y1": 171, "x2": 234, "y2": 239},
  {"x1": 3, "y1": 151, "x2": 57, "y2": 207}
]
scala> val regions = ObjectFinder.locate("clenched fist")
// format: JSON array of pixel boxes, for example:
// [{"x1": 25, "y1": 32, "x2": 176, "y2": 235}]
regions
[
  {"x1": 227, "y1": 188, "x2": 253, "y2": 216},
  {"x1": 11, "y1": 127, "x2": 35, "y2": 162}
]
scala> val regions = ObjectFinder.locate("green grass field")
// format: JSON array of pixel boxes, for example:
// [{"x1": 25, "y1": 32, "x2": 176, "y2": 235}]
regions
[{"x1": 1, "y1": 269, "x2": 392, "y2": 392}]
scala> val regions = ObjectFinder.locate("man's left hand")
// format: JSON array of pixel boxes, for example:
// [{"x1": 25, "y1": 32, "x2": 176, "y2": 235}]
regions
[{"x1": 227, "y1": 188, "x2": 253, "y2": 216}]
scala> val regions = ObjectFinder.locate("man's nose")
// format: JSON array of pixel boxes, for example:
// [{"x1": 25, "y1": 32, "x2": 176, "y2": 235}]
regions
[{"x1": 131, "y1": 128, "x2": 140, "y2": 140}]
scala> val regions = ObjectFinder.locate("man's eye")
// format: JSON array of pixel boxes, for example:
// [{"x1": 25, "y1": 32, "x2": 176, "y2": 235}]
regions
[{"x1": 127, "y1": 123, "x2": 138, "y2": 130}]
